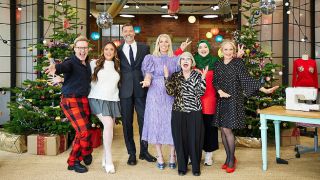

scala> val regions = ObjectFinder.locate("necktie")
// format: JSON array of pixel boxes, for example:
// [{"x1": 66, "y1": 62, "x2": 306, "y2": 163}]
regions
[{"x1": 129, "y1": 45, "x2": 135, "y2": 68}]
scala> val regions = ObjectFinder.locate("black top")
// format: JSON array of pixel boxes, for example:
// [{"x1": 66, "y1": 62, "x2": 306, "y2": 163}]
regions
[
  {"x1": 165, "y1": 70, "x2": 206, "y2": 113},
  {"x1": 213, "y1": 59, "x2": 261, "y2": 129},
  {"x1": 55, "y1": 55, "x2": 91, "y2": 96}
]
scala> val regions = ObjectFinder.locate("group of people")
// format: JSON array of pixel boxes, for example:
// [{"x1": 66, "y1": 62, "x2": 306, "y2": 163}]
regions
[{"x1": 46, "y1": 23, "x2": 278, "y2": 176}]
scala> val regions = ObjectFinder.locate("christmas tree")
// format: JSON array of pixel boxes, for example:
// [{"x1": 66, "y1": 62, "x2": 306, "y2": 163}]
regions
[
  {"x1": 233, "y1": 0, "x2": 292, "y2": 138},
  {"x1": 4, "y1": 0, "x2": 101, "y2": 135}
]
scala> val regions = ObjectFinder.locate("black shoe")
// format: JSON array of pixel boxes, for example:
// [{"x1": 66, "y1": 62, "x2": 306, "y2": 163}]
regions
[
  {"x1": 67, "y1": 162, "x2": 88, "y2": 173},
  {"x1": 139, "y1": 152, "x2": 156, "y2": 162},
  {"x1": 83, "y1": 154, "x2": 92, "y2": 165},
  {"x1": 178, "y1": 171, "x2": 186, "y2": 176},
  {"x1": 193, "y1": 172, "x2": 201, "y2": 176},
  {"x1": 127, "y1": 154, "x2": 137, "y2": 165}
]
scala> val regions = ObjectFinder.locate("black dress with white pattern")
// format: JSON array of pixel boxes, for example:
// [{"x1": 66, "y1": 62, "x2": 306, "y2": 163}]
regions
[{"x1": 212, "y1": 59, "x2": 261, "y2": 129}]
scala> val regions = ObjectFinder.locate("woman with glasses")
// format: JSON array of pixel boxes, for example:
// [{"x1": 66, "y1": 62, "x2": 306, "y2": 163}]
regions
[{"x1": 164, "y1": 52, "x2": 207, "y2": 176}]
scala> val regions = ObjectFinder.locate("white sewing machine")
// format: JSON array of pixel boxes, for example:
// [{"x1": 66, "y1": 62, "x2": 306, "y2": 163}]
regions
[{"x1": 286, "y1": 87, "x2": 320, "y2": 111}]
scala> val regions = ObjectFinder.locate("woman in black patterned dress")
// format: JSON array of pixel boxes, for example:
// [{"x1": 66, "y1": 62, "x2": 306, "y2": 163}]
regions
[{"x1": 213, "y1": 40, "x2": 278, "y2": 173}]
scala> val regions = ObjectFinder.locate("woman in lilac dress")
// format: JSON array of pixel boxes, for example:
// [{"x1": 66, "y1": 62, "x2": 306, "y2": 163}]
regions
[{"x1": 141, "y1": 34, "x2": 179, "y2": 170}]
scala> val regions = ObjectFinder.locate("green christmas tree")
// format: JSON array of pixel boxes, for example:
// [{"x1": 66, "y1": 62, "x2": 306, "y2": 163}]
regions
[
  {"x1": 4, "y1": 0, "x2": 101, "y2": 135},
  {"x1": 233, "y1": 0, "x2": 292, "y2": 138}
]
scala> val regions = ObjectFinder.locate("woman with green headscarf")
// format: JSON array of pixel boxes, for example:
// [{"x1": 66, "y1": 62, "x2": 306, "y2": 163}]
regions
[{"x1": 194, "y1": 40, "x2": 219, "y2": 166}]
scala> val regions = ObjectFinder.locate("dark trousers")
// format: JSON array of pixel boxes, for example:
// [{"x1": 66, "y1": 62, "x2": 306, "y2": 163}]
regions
[
  {"x1": 60, "y1": 97, "x2": 93, "y2": 166},
  {"x1": 120, "y1": 96, "x2": 148, "y2": 155},
  {"x1": 171, "y1": 110, "x2": 204, "y2": 173},
  {"x1": 203, "y1": 114, "x2": 219, "y2": 152}
]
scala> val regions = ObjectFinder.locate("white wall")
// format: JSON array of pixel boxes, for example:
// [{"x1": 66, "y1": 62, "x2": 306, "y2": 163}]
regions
[{"x1": 0, "y1": 0, "x2": 11, "y2": 124}]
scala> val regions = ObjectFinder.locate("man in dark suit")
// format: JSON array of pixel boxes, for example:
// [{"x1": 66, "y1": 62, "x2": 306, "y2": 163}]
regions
[{"x1": 118, "y1": 23, "x2": 156, "y2": 165}]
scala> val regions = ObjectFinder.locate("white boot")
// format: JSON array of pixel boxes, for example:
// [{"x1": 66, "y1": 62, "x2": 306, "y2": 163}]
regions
[
  {"x1": 105, "y1": 164, "x2": 115, "y2": 174},
  {"x1": 204, "y1": 152, "x2": 213, "y2": 166}
]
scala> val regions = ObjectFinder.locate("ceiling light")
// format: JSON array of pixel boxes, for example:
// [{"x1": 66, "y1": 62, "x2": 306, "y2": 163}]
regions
[
  {"x1": 174, "y1": 16, "x2": 178, "y2": 19},
  {"x1": 17, "y1": 7, "x2": 22, "y2": 11},
  {"x1": 211, "y1": 5, "x2": 219, "y2": 11},
  {"x1": 120, "y1": 14, "x2": 135, "y2": 18},
  {"x1": 161, "y1": 5, "x2": 168, "y2": 9},
  {"x1": 188, "y1": 16, "x2": 196, "y2": 23},
  {"x1": 161, "y1": 15, "x2": 174, "y2": 18},
  {"x1": 136, "y1": 5, "x2": 139, "y2": 9},
  {"x1": 203, "y1": 15, "x2": 218, "y2": 19},
  {"x1": 123, "y1": 5, "x2": 129, "y2": 9}
]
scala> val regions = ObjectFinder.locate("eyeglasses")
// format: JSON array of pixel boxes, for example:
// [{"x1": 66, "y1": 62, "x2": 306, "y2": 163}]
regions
[
  {"x1": 75, "y1": 47, "x2": 89, "y2": 51},
  {"x1": 180, "y1": 57, "x2": 192, "y2": 61}
]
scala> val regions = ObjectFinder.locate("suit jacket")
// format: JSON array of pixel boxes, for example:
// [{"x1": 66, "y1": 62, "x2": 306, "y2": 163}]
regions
[{"x1": 118, "y1": 42, "x2": 150, "y2": 98}]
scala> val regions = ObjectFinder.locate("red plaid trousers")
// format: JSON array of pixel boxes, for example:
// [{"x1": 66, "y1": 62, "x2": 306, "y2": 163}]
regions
[{"x1": 60, "y1": 96, "x2": 93, "y2": 166}]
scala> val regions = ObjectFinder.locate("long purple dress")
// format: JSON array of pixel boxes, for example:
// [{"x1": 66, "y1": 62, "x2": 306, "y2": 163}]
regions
[{"x1": 141, "y1": 54, "x2": 179, "y2": 145}]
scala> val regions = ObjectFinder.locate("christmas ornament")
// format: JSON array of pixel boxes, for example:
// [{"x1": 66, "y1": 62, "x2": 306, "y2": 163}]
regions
[
  {"x1": 18, "y1": 105, "x2": 23, "y2": 109},
  {"x1": 245, "y1": 49, "x2": 251, "y2": 55},
  {"x1": 248, "y1": 125, "x2": 252, "y2": 129},
  {"x1": 49, "y1": 89, "x2": 54, "y2": 93},
  {"x1": 55, "y1": 116, "x2": 61, "y2": 121},
  {"x1": 90, "y1": 32, "x2": 100, "y2": 41},
  {"x1": 271, "y1": 69, "x2": 275, "y2": 72},
  {"x1": 260, "y1": 78, "x2": 265, "y2": 84},
  {"x1": 63, "y1": 18, "x2": 71, "y2": 29},
  {"x1": 97, "y1": 125, "x2": 101, "y2": 128},
  {"x1": 266, "y1": 77, "x2": 271, "y2": 81},
  {"x1": 260, "y1": 0, "x2": 276, "y2": 15},
  {"x1": 28, "y1": 47, "x2": 33, "y2": 52},
  {"x1": 92, "y1": 123, "x2": 96, "y2": 128},
  {"x1": 33, "y1": 59, "x2": 37, "y2": 62},
  {"x1": 41, "y1": 95, "x2": 45, "y2": 99},
  {"x1": 282, "y1": 122, "x2": 287, "y2": 128},
  {"x1": 47, "y1": 53, "x2": 52, "y2": 58},
  {"x1": 43, "y1": 40, "x2": 47, "y2": 46},
  {"x1": 263, "y1": 102, "x2": 267, "y2": 107},
  {"x1": 62, "y1": 118, "x2": 68, "y2": 122},
  {"x1": 278, "y1": 71, "x2": 283, "y2": 76},
  {"x1": 96, "y1": 12, "x2": 113, "y2": 29}
]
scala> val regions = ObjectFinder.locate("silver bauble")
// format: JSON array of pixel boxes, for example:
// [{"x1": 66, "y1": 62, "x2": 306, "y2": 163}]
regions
[
  {"x1": 260, "y1": 0, "x2": 276, "y2": 15},
  {"x1": 96, "y1": 12, "x2": 113, "y2": 29}
]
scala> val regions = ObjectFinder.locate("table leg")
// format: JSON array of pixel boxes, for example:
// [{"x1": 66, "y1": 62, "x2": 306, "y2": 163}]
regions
[
  {"x1": 274, "y1": 120, "x2": 288, "y2": 164},
  {"x1": 273, "y1": 120, "x2": 281, "y2": 158},
  {"x1": 260, "y1": 114, "x2": 268, "y2": 171}
]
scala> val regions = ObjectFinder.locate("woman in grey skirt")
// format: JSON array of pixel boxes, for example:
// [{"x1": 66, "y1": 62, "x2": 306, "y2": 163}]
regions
[{"x1": 88, "y1": 42, "x2": 121, "y2": 174}]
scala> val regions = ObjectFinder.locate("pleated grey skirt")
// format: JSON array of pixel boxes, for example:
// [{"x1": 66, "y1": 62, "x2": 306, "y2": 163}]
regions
[{"x1": 89, "y1": 98, "x2": 121, "y2": 118}]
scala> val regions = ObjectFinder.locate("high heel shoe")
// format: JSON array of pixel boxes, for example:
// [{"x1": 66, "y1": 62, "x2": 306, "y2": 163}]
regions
[
  {"x1": 156, "y1": 156, "x2": 165, "y2": 170},
  {"x1": 104, "y1": 164, "x2": 115, "y2": 174},
  {"x1": 226, "y1": 157, "x2": 237, "y2": 173},
  {"x1": 221, "y1": 163, "x2": 228, "y2": 169},
  {"x1": 168, "y1": 155, "x2": 176, "y2": 169}
]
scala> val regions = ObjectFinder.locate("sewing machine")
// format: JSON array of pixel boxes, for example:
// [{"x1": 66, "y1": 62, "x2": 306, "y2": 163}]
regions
[{"x1": 285, "y1": 87, "x2": 320, "y2": 111}]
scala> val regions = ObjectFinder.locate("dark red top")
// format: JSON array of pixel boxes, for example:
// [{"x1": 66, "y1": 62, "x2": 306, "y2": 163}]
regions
[{"x1": 292, "y1": 58, "x2": 318, "y2": 89}]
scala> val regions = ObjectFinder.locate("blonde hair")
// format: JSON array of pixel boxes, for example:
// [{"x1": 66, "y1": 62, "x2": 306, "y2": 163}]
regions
[
  {"x1": 73, "y1": 35, "x2": 89, "y2": 47},
  {"x1": 220, "y1": 39, "x2": 237, "y2": 52},
  {"x1": 152, "y1": 34, "x2": 174, "y2": 57},
  {"x1": 179, "y1": 51, "x2": 196, "y2": 67}
]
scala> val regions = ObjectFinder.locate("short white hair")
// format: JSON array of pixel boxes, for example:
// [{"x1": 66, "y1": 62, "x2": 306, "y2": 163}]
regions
[{"x1": 178, "y1": 51, "x2": 195, "y2": 67}]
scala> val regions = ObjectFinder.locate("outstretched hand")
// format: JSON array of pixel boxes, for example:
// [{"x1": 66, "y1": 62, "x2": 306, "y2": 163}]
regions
[
  {"x1": 260, "y1": 86, "x2": 279, "y2": 94},
  {"x1": 180, "y1": 38, "x2": 192, "y2": 51},
  {"x1": 45, "y1": 64, "x2": 56, "y2": 76},
  {"x1": 200, "y1": 66, "x2": 209, "y2": 80},
  {"x1": 236, "y1": 44, "x2": 245, "y2": 58}
]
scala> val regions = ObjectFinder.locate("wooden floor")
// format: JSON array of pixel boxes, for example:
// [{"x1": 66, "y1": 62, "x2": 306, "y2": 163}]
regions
[{"x1": 0, "y1": 120, "x2": 320, "y2": 180}]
